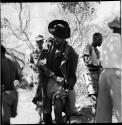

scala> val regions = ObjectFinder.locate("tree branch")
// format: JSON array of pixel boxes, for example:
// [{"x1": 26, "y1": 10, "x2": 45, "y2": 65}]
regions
[
  {"x1": 11, "y1": 49, "x2": 25, "y2": 56},
  {"x1": 6, "y1": 50, "x2": 25, "y2": 67},
  {"x1": 19, "y1": 3, "x2": 23, "y2": 32},
  {"x1": 23, "y1": 31, "x2": 35, "y2": 51},
  {"x1": 7, "y1": 24, "x2": 27, "y2": 41},
  {"x1": 24, "y1": 7, "x2": 30, "y2": 31},
  {"x1": 74, "y1": 13, "x2": 84, "y2": 45}
]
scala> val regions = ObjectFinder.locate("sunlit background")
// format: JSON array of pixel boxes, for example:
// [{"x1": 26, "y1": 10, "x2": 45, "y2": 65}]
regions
[{"x1": 1, "y1": 1, "x2": 121, "y2": 124}]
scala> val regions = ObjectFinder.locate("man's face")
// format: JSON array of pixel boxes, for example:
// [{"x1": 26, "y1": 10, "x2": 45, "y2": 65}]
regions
[
  {"x1": 36, "y1": 40, "x2": 43, "y2": 50},
  {"x1": 54, "y1": 36, "x2": 64, "y2": 46},
  {"x1": 97, "y1": 38, "x2": 102, "y2": 47},
  {"x1": 93, "y1": 36, "x2": 102, "y2": 47}
]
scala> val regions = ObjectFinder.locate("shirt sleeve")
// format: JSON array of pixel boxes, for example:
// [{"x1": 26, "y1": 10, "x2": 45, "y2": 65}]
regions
[
  {"x1": 15, "y1": 65, "x2": 22, "y2": 81},
  {"x1": 83, "y1": 44, "x2": 92, "y2": 65},
  {"x1": 68, "y1": 47, "x2": 79, "y2": 89},
  {"x1": 83, "y1": 44, "x2": 92, "y2": 56},
  {"x1": 30, "y1": 53, "x2": 34, "y2": 63}
]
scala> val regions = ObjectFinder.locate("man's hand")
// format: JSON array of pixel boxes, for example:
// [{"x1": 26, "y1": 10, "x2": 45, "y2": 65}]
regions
[
  {"x1": 49, "y1": 71, "x2": 55, "y2": 77},
  {"x1": 14, "y1": 80, "x2": 20, "y2": 88},
  {"x1": 55, "y1": 76, "x2": 64, "y2": 82},
  {"x1": 53, "y1": 76, "x2": 64, "y2": 85}
]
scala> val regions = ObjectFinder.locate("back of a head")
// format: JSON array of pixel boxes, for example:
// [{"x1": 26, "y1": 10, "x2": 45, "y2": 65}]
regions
[{"x1": 93, "y1": 33, "x2": 102, "y2": 39}]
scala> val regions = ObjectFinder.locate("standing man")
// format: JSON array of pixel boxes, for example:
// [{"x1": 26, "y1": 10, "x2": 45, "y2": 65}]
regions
[
  {"x1": 29, "y1": 35, "x2": 46, "y2": 123},
  {"x1": 29, "y1": 35, "x2": 45, "y2": 105},
  {"x1": 83, "y1": 33, "x2": 103, "y2": 117},
  {"x1": 40, "y1": 20, "x2": 78, "y2": 124},
  {"x1": 1, "y1": 45, "x2": 22, "y2": 125},
  {"x1": 95, "y1": 17, "x2": 121, "y2": 123}
]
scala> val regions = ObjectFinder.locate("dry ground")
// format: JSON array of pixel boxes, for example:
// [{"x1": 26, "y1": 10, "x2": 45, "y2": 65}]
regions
[{"x1": 10, "y1": 85, "x2": 117, "y2": 124}]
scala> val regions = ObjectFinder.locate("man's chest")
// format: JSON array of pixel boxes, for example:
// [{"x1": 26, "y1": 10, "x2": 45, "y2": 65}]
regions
[{"x1": 50, "y1": 47, "x2": 63, "y2": 64}]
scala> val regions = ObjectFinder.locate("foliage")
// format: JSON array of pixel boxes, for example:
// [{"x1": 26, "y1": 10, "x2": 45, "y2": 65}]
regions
[
  {"x1": 1, "y1": 3, "x2": 36, "y2": 72},
  {"x1": 1, "y1": 3, "x2": 34, "y2": 50},
  {"x1": 56, "y1": 2, "x2": 98, "y2": 47},
  {"x1": 55, "y1": 2, "x2": 104, "y2": 97},
  {"x1": 2, "y1": 2, "x2": 114, "y2": 97}
]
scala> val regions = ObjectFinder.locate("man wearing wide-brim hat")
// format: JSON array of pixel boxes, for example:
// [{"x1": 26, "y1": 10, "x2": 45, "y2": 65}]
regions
[
  {"x1": 48, "y1": 20, "x2": 70, "y2": 39},
  {"x1": 38, "y1": 20, "x2": 78, "y2": 124},
  {"x1": 95, "y1": 17, "x2": 121, "y2": 123}
]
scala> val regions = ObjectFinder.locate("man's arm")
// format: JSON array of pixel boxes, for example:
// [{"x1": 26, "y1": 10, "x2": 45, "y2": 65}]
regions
[
  {"x1": 83, "y1": 44, "x2": 92, "y2": 66},
  {"x1": 15, "y1": 65, "x2": 22, "y2": 82},
  {"x1": 67, "y1": 47, "x2": 79, "y2": 89},
  {"x1": 30, "y1": 53, "x2": 34, "y2": 64}
]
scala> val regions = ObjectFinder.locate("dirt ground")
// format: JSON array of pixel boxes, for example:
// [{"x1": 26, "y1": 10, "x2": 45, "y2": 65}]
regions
[
  {"x1": 10, "y1": 85, "x2": 117, "y2": 124},
  {"x1": 10, "y1": 87, "x2": 40, "y2": 124}
]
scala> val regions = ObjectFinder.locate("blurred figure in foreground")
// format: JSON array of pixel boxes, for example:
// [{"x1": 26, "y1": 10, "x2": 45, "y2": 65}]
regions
[
  {"x1": 1, "y1": 45, "x2": 22, "y2": 125},
  {"x1": 95, "y1": 17, "x2": 121, "y2": 123}
]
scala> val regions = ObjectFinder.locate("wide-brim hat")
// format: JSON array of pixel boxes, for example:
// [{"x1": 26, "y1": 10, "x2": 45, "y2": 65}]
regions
[
  {"x1": 48, "y1": 20, "x2": 70, "y2": 39},
  {"x1": 108, "y1": 17, "x2": 121, "y2": 34},
  {"x1": 35, "y1": 34, "x2": 44, "y2": 43}
]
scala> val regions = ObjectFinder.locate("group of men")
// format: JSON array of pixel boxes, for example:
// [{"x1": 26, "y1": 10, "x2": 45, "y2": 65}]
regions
[
  {"x1": 1, "y1": 17, "x2": 121, "y2": 124},
  {"x1": 29, "y1": 19, "x2": 104, "y2": 123}
]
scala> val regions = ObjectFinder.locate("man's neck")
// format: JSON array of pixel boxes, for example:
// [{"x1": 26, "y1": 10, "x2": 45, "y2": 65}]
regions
[
  {"x1": 55, "y1": 41, "x2": 65, "y2": 50},
  {"x1": 92, "y1": 44, "x2": 97, "y2": 48}
]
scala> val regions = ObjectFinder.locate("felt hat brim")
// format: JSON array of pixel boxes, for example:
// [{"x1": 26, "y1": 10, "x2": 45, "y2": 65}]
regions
[{"x1": 48, "y1": 20, "x2": 70, "y2": 39}]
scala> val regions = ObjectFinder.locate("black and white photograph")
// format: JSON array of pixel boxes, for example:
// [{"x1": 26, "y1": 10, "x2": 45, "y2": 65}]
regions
[{"x1": 1, "y1": 1, "x2": 121, "y2": 124}]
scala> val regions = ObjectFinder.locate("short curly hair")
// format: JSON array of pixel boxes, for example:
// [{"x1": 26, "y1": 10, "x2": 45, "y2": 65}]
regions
[{"x1": 93, "y1": 32, "x2": 102, "y2": 39}]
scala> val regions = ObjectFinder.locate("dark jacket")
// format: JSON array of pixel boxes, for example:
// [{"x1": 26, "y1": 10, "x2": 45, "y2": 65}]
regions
[
  {"x1": 46, "y1": 37, "x2": 78, "y2": 89},
  {"x1": 1, "y1": 56, "x2": 21, "y2": 92},
  {"x1": 32, "y1": 38, "x2": 78, "y2": 111}
]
